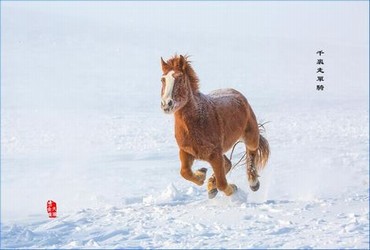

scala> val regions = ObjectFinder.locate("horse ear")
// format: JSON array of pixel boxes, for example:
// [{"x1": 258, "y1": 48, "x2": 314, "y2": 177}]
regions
[
  {"x1": 179, "y1": 55, "x2": 187, "y2": 71},
  {"x1": 161, "y1": 57, "x2": 169, "y2": 72}
]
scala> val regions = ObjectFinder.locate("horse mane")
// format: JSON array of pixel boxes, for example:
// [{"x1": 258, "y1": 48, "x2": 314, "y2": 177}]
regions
[{"x1": 166, "y1": 55, "x2": 199, "y2": 93}]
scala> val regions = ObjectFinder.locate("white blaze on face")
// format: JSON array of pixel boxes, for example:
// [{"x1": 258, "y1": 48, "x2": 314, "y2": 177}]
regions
[{"x1": 161, "y1": 70, "x2": 175, "y2": 104}]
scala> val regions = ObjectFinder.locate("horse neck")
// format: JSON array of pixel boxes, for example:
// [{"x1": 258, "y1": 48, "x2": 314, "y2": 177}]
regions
[{"x1": 174, "y1": 78, "x2": 199, "y2": 125}]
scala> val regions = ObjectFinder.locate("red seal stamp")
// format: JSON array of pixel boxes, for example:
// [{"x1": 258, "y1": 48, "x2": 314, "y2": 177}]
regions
[{"x1": 46, "y1": 200, "x2": 57, "y2": 218}]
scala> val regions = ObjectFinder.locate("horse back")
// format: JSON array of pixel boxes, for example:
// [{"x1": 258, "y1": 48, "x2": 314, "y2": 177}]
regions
[
  {"x1": 207, "y1": 88, "x2": 251, "y2": 151},
  {"x1": 208, "y1": 88, "x2": 250, "y2": 116}
]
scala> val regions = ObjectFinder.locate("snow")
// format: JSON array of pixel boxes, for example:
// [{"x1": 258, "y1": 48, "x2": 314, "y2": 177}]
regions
[{"x1": 1, "y1": 1, "x2": 369, "y2": 249}]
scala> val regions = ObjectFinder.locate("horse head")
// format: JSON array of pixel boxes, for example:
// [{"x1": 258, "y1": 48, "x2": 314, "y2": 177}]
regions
[{"x1": 160, "y1": 55, "x2": 199, "y2": 114}]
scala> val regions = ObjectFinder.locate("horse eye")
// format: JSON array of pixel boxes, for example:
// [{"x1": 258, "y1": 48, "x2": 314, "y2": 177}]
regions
[{"x1": 161, "y1": 78, "x2": 165, "y2": 83}]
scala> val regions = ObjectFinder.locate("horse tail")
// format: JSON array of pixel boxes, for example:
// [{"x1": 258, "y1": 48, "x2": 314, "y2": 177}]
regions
[{"x1": 255, "y1": 134, "x2": 270, "y2": 170}]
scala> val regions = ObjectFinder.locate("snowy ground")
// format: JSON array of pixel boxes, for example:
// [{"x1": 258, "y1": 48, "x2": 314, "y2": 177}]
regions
[{"x1": 1, "y1": 2, "x2": 369, "y2": 249}]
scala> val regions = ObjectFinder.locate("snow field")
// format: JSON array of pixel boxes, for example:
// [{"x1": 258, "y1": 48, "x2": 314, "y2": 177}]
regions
[{"x1": 1, "y1": 2, "x2": 369, "y2": 249}]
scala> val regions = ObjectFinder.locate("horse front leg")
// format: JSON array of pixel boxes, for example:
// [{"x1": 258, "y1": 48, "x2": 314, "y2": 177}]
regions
[
  {"x1": 207, "y1": 155, "x2": 232, "y2": 199},
  {"x1": 207, "y1": 152, "x2": 237, "y2": 196},
  {"x1": 179, "y1": 149, "x2": 207, "y2": 186}
]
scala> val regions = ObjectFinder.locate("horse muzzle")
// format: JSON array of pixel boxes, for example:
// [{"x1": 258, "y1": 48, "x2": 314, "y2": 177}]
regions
[{"x1": 161, "y1": 99, "x2": 174, "y2": 114}]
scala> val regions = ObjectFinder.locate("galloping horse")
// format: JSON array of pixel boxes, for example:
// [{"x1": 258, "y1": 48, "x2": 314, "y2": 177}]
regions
[{"x1": 160, "y1": 55, "x2": 270, "y2": 198}]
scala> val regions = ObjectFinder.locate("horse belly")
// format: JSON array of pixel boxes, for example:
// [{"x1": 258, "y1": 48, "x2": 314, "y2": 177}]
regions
[{"x1": 209, "y1": 89, "x2": 249, "y2": 152}]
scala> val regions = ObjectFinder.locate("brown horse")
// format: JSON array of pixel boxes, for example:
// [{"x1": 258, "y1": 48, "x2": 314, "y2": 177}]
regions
[{"x1": 160, "y1": 55, "x2": 270, "y2": 198}]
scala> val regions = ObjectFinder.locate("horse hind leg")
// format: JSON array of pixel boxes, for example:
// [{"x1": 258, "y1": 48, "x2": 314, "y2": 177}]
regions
[
  {"x1": 243, "y1": 121, "x2": 261, "y2": 192},
  {"x1": 246, "y1": 150, "x2": 260, "y2": 191},
  {"x1": 207, "y1": 154, "x2": 235, "y2": 199}
]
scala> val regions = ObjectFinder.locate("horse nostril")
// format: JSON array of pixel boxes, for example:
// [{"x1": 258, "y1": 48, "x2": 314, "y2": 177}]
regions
[{"x1": 168, "y1": 100, "x2": 173, "y2": 107}]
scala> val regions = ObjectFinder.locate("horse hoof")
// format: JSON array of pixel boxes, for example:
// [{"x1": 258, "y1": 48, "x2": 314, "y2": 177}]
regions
[
  {"x1": 197, "y1": 168, "x2": 207, "y2": 174},
  {"x1": 208, "y1": 189, "x2": 218, "y2": 199},
  {"x1": 230, "y1": 184, "x2": 238, "y2": 193},
  {"x1": 195, "y1": 168, "x2": 207, "y2": 185},
  {"x1": 250, "y1": 180, "x2": 260, "y2": 192}
]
